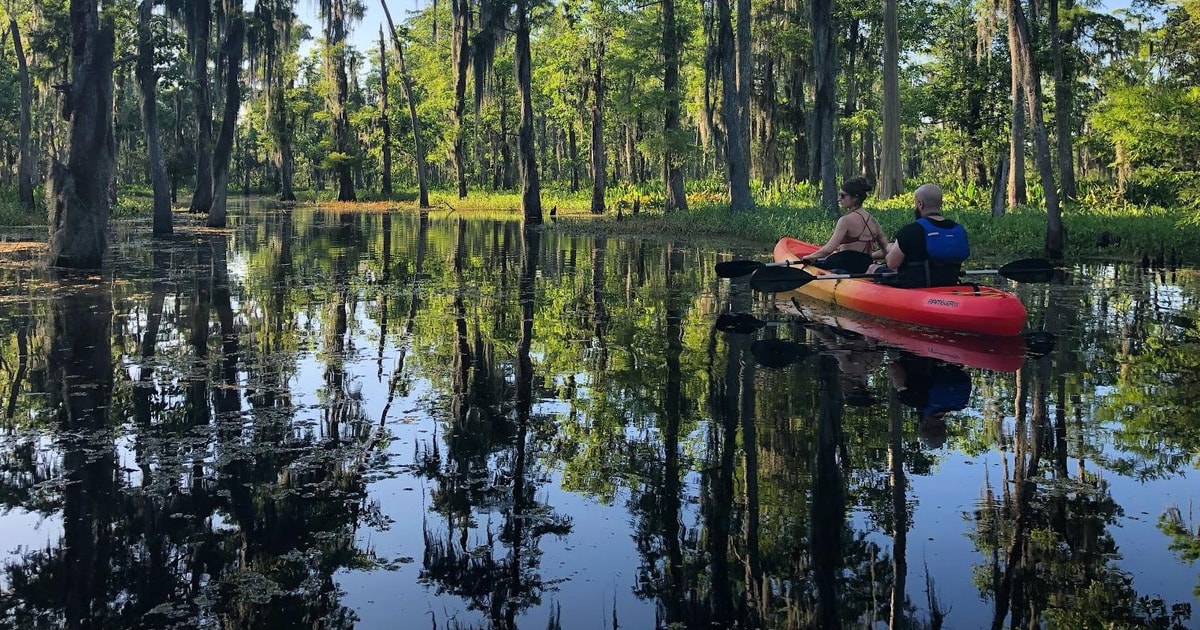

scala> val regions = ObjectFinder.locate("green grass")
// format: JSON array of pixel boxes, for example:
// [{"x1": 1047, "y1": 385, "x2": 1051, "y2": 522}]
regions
[
  {"x1": 0, "y1": 201, "x2": 42, "y2": 229},
  {"x1": 4, "y1": 181, "x2": 1195, "y2": 265},
  {"x1": 555, "y1": 193, "x2": 1199, "y2": 264}
]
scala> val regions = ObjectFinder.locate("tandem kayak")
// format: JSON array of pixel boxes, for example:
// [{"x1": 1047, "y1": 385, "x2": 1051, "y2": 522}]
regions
[
  {"x1": 772, "y1": 237, "x2": 1028, "y2": 336},
  {"x1": 774, "y1": 296, "x2": 1027, "y2": 372}
]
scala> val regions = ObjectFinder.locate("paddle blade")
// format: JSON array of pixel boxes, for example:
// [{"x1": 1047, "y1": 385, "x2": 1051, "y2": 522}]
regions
[
  {"x1": 750, "y1": 266, "x2": 815, "y2": 293},
  {"x1": 998, "y1": 258, "x2": 1056, "y2": 283},
  {"x1": 750, "y1": 339, "x2": 811, "y2": 369},
  {"x1": 820, "y1": 250, "x2": 873, "y2": 274},
  {"x1": 715, "y1": 259, "x2": 765, "y2": 278},
  {"x1": 715, "y1": 312, "x2": 766, "y2": 334}
]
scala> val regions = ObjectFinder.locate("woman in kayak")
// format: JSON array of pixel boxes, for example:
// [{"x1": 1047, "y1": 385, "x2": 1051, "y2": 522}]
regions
[{"x1": 800, "y1": 177, "x2": 889, "y2": 273}]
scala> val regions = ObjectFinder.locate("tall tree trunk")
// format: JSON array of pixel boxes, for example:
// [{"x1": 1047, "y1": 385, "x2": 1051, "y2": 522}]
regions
[
  {"x1": 589, "y1": 56, "x2": 607, "y2": 215},
  {"x1": 188, "y1": 0, "x2": 213, "y2": 214},
  {"x1": 515, "y1": 0, "x2": 542, "y2": 224},
  {"x1": 1010, "y1": 0, "x2": 1065, "y2": 259},
  {"x1": 256, "y1": 0, "x2": 296, "y2": 202},
  {"x1": 498, "y1": 72, "x2": 516, "y2": 189},
  {"x1": 450, "y1": 0, "x2": 470, "y2": 198},
  {"x1": 382, "y1": 2, "x2": 431, "y2": 208},
  {"x1": 10, "y1": 18, "x2": 35, "y2": 212},
  {"x1": 663, "y1": 0, "x2": 688, "y2": 212},
  {"x1": 840, "y1": 20, "x2": 859, "y2": 180},
  {"x1": 47, "y1": 1, "x2": 115, "y2": 270},
  {"x1": 812, "y1": 0, "x2": 838, "y2": 212},
  {"x1": 736, "y1": 0, "x2": 752, "y2": 199},
  {"x1": 378, "y1": 28, "x2": 393, "y2": 197},
  {"x1": 789, "y1": 55, "x2": 809, "y2": 184},
  {"x1": 879, "y1": 0, "x2": 903, "y2": 199},
  {"x1": 327, "y1": 0, "x2": 356, "y2": 201},
  {"x1": 991, "y1": 152, "x2": 1010, "y2": 217},
  {"x1": 278, "y1": 86, "x2": 297, "y2": 200},
  {"x1": 208, "y1": 14, "x2": 244, "y2": 228},
  {"x1": 568, "y1": 122, "x2": 580, "y2": 192},
  {"x1": 862, "y1": 119, "x2": 877, "y2": 183},
  {"x1": 717, "y1": 0, "x2": 753, "y2": 211},
  {"x1": 1006, "y1": 2, "x2": 1027, "y2": 208},
  {"x1": 755, "y1": 54, "x2": 780, "y2": 186},
  {"x1": 136, "y1": 0, "x2": 172, "y2": 235},
  {"x1": 1051, "y1": 0, "x2": 1077, "y2": 201}
]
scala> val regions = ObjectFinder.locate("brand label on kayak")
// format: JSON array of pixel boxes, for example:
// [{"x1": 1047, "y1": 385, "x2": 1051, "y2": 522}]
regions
[{"x1": 926, "y1": 298, "x2": 959, "y2": 307}]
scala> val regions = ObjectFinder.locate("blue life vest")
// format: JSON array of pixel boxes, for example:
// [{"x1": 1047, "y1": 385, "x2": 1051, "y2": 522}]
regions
[
  {"x1": 922, "y1": 364, "x2": 972, "y2": 415},
  {"x1": 917, "y1": 217, "x2": 970, "y2": 264}
]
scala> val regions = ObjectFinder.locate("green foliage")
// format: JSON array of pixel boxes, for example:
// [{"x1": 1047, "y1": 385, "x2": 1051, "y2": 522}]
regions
[
  {"x1": 0, "y1": 186, "x2": 42, "y2": 227},
  {"x1": 549, "y1": 177, "x2": 1200, "y2": 261}
]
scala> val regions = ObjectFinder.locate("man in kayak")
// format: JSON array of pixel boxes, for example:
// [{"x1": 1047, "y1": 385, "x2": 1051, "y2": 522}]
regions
[
  {"x1": 871, "y1": 183, "x2": 970, "y2": 288},
  {"x1": 888, "y1": 353, "x2": 972, "y2": 450}
]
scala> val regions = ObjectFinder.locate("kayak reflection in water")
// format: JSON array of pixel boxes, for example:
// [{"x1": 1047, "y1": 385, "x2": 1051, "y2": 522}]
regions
[{"x1": 888, "y1": 353, "x2": 972, "y2": 449}]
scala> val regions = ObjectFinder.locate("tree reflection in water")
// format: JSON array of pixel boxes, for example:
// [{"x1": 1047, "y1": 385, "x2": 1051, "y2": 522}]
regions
[
  {"x1": 0, "y1": 230, "x2": 380, "y2": 629},
  {"x1": 1, "y1": 210, "x2": 1198, "y2": 628},
  {"x1": 416, "y1": 222, "x2": 572, "y2": 629}
]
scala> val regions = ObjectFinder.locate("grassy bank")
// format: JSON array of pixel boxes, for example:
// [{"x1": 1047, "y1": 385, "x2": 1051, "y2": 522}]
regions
[
  {"x1": 3, "y1": 184, "x2": 1195, "y2": 265},
  {"x1": 552, "y1": 197, "x2": 1199, "y2": 265}
]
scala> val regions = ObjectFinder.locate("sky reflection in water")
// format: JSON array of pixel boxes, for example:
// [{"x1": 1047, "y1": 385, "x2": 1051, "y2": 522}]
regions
[{"x1": 0, "y1": 203, "x2": 1198, "y2": 629}]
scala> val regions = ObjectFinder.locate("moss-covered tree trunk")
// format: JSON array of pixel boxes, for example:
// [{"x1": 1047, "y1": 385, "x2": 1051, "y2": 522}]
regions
[
  {"x1": 450, "y1": 0, "x2": 470, "y2": 199},
  {"x1": 10, "y1": 18, "x2": 35, "y2": 212},
  {"x1": 1051, "y1": 0, "x2": 1077, "y2": 202},
  {"x1": 879, "y1": 0, "x2": 903, "y2": 199},
  {"x1": 663, "y1": 0, "x2": 687, "y2": 212},
  {"x1": 382, "y1": 0, "x2": 431, "y2": 208},
  {"x1": 1010, "y1": 0, "x2": 1065, "y2": 260},
  {"x1": 515, "y1": 0, "x2": 542, "y2": 224},
  {"x1": 1006, "y1": 1, "x2": 1027, "y2": 210},
  {"x1": 589, "y1": 56, "x2": 606, "y2": 215},
  {"x1": 812, "y1": 0, "x2": 838, "y2": 213},
  {"x1": 378, "y1": 28, "x2": 393, "y2": 198},
  {"x1": 136, "y1": 0, "x2": 172, "y2": 236},
  {"x1": 208, "y1": 14, "x2": 244, "y2": 228},
  {"x1": 47, "y1": 0, "x2": 115, "y2": 270},
  {"x1": 187, "y1": 0, "x2": 214, "y2": 215},
  {"x1": 717, "y1": 0, "x2": 753, "y2": 211}
]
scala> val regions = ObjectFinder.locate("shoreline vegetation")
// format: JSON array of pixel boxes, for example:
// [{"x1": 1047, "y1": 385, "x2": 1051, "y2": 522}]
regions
[{"x1": 1, "y1": 184, "x2": 1195, "y2": 267}]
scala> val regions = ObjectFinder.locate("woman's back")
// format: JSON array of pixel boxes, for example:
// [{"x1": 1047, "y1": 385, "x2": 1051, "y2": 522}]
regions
[{"x1": 837, "y1": 210, "x2": 884, "y2": 253}]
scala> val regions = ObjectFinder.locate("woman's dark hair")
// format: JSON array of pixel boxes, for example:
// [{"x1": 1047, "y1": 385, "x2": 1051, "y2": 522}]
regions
[{"x1": 841, "y1": 176, "x2": 873, "y2": 202}]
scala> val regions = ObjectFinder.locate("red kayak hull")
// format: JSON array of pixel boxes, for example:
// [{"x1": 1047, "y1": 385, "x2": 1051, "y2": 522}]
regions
[
  {"x1": 775, "y1": 296, "x2": 1027, "y2": 372},
  {"x1": 772, "y1": 237, "x2": 1028, "y2": 336}
]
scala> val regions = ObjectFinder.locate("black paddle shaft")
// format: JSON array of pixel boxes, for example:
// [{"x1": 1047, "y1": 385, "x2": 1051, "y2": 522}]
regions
[
  {"x1": 749, "y1": 258, "x2": 1057, "y2": 292},
  {"x1": 715, "y1": 250, "x2": 874, "y2": 278}
]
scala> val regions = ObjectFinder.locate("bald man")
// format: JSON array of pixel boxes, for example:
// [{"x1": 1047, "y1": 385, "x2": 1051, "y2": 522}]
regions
[{"x1": 879, "y1": 184, "x2": 970, "y2": 288}]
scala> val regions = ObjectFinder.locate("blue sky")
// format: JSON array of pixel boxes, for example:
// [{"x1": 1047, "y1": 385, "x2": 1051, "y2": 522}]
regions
[
  {"x1": 293, "y1": 0, "x2": 425, "y2": 54},
  {"x1": 292, "y1": 0, "x2": 1136, "y2": 66}
]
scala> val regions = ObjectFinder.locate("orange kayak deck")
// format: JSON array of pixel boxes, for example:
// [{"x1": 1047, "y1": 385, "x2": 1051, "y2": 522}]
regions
[{"x1": 772, "y1": 237, "x2": 1028, "y2": 336}]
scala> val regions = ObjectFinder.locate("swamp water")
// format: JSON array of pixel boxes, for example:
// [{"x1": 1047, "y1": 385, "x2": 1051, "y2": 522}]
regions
[{"x1": 0, "y1": 203, "x2": 1198, "y2": 629}]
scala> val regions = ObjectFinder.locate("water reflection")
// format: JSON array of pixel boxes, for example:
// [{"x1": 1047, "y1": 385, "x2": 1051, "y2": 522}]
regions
[{"x1": 0, "y1": 205, "x2": 1198, "y2": 628}]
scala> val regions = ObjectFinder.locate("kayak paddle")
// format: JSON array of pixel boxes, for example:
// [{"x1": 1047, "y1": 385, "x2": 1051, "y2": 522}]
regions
[
  {"x1": 715, "y1": 250, "x2": 874, "y2": 278},
  {"x1": 749, "y1": 257, "x2": 1056, "y2": 293}
]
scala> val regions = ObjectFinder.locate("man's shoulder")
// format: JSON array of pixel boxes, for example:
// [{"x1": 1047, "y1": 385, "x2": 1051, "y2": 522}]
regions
[{"x1": 923, "y1": 216, "x2": 959, "y2": 228}]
